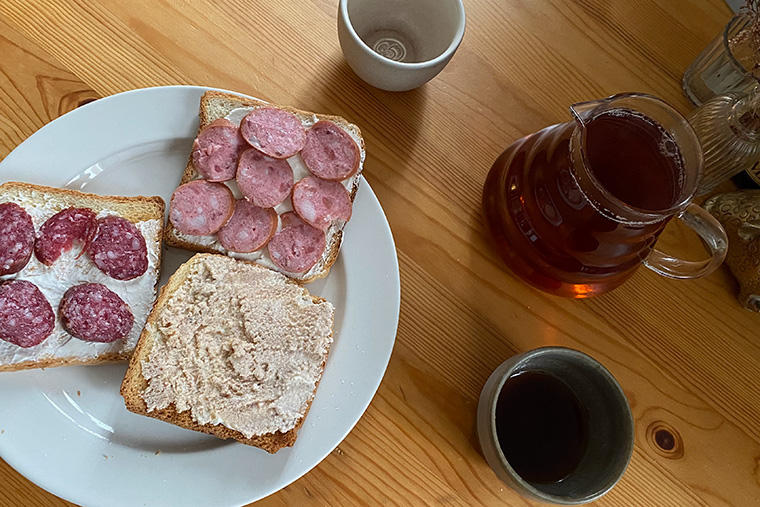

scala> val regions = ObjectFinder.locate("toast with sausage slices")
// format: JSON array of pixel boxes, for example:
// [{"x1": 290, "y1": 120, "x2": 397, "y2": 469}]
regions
[
  {"x1": 0, "y1": 182, "x2": 164, "y2": 372},
  {"x1": 164, "y1": 90, "x2": 365, "y2": 283}
]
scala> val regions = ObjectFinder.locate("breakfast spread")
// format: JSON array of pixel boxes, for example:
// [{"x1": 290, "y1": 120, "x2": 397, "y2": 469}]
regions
[
  {"x1": 0, "y1": 90, "x2": 364, "y2": 453},
  {"x1": 165, "y1": 90, "x2": 365, "y2": 283},
  {"x1": 120, "y1": 253, "x2": 334, "y2": 453},
  {"x1": 0, "y1": 182, "x2": 164, "y2": 371}
]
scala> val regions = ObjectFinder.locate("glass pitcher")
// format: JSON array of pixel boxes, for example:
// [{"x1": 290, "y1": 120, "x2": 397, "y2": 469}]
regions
[{"x1": 482, "y1": 93, "x2": 728, "y2": 298}]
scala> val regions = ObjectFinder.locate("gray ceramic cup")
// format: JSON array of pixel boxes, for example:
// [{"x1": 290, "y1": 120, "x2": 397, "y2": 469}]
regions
[
  {"x1": 477, "y1": 347, "x2": 634, "y2": 504},
  {"x1": 337, "y1": 0, "x2": 465, "y2": 91}
]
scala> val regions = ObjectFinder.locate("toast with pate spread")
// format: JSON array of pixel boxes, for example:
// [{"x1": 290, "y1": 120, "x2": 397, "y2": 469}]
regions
[
  {"x1": 164, "y1": 90, "x2": 365, "y2": 283},
  {"x1": 0, "y1": 182, "x2": 164, "y2": 372},
  {"x1": 120, "y1": 253, "x2": 335, "y2": 453}
]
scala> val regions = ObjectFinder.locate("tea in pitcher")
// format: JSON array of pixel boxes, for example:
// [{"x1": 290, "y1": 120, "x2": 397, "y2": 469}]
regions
[
  {"x1": 482, "y1": 105, "x2": 688, "y2": 297},
  {"x1": 584, "y1": 111, "x2": 684, "y2": 211}
]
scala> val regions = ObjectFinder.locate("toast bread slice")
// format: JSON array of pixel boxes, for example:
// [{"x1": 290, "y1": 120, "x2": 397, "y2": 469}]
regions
[
  {"x1": 0, "y1": 182, "x2": 165, "y2": 372},
  {"x1": 164, "y1": 90, "x2": 365, "y2": 283},
  {"x1": 120, "y1": 253, "x2": 334, "y2": 453}
]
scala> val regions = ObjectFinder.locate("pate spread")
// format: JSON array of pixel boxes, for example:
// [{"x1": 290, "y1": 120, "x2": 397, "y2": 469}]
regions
[{"x1": 140, "y1": 255, "x2": 334, "y2": 437}]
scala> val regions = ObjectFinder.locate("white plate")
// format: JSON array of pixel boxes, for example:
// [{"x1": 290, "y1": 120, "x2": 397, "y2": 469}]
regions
[{"x1": 0, "y1": 86, "x2": 400, "y2": 507}]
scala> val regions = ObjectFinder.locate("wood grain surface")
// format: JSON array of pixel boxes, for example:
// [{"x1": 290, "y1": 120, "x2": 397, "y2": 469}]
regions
[{"x1": 1, "y1": 0, "x2": 758, "y2": 505}]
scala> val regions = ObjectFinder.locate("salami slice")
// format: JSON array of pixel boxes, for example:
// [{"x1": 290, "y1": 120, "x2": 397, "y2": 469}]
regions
[
  {"x1": 192, "y1": 118, "x2": 244, "y2": 182},
  {"x1": 0, "y1": 280, "x2": 54, "y2": 348},
  {"x1": 267, "y1": 212, "x2": 326, "y2": 273},
  {"x1": 217, "y1": 200, "x2": 277, "y2": 253},
  {"x1": 301, "y1": 121, "x2": 360, "y2": 181},
  {"x1": 169, "y1": 180, "x2": 235, "y2": 236},
  {"x1": 240, "y1": 107, "x2": 306, "y2": 159},
  {"x1": 292, "y1": 176, "x2": 352, "y2": 231},
  {"x1": 88, "y1": 216, "x2": 149, "y2": 281},
  {"x1": 60, "y1": 283, "x2": 134, "y2": 343},
  {"x1": 236, "y1": 149, "x2": 294, "y2": 208},
  {"x1": 34, "y1": 207, "x2": 97, "y2": 265},
  {"x1": 0, "y1": 202, "x2": 35, "y2": 276}
]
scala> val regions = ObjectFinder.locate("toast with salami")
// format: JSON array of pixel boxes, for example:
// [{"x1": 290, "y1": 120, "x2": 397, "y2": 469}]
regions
[
  {"x1": 164, "y1": 90, "x2": 365, "y2": 283},
  {"x1": 120, "y1": 253, "x2": 334, "y2": 453},
  {"x1": 0, "y1": 182, "x2": 164, "y2": 372}
]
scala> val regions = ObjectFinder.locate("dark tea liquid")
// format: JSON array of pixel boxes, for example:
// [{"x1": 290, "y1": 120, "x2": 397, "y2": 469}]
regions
[
  {"x1": 482, "y1": 108, "x2": 686, "y2": 297},
  {"x1": 495, "y1": 371, "x2": 589, "y2": 484}
]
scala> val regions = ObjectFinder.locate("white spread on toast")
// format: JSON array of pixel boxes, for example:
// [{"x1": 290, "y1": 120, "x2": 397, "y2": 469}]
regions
[
  {"x1": 0, "y1": 199, "x2": 160, "y2": 366},
  {"x1": 139, "y1": 255, "x2": 334, "y2": 438},
  {"x1": 172, "y1": 107, "x2": 364, "y2": 280}
]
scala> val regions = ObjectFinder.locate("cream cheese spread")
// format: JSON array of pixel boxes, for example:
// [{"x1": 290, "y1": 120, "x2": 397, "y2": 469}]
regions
[
  {"x1": 173, "y1": 107, "x2": 365, "y2": 279},
  {"x1": 0, "y1": 196, "x2": 161, "y2": 367},
  {"x1": 140, "y1": 254, "x2": 334, "y2": 437}
]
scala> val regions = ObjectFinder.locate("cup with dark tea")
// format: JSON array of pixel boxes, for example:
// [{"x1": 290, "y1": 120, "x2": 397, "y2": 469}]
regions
[
  {"x1": 482, "y1": 93, "x2": 728, "y2": 297},
  {"x1": 477, "y1": 347, "x2": 634, "y2": 504}
]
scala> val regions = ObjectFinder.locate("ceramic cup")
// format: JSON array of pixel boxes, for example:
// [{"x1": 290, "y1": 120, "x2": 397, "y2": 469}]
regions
[
  {"x1": 477, "y1": 347, "x2": 634, "y2": 505},
  {"x1": 337, "y1": 0, "x2": 466, "y2": 92}
]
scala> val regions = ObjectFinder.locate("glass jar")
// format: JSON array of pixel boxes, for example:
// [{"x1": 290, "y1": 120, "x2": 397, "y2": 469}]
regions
[
  {"x1": 690, "y1": 88, "x2": 760, "y2": 195},
  {"x1": 683, "y1": 14, "x2": 760, "y2": 106},
  {"x1": 481, "y1": 93, "x2": 728, "y2": 298}
]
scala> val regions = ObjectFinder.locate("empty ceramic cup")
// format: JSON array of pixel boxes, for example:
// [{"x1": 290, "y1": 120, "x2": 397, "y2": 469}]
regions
[
  {"x1": 337, "y1": 0, "x2": 466, "y2": 91},
  {"x1": 477, "y1": 347, "x2": 634, "y2": 504}
]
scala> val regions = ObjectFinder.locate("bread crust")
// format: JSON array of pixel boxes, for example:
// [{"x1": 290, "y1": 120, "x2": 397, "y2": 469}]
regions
[
  {"x1": 0, "y1": 182, "x2": 165, "y2": 372},
  {"x1": 120, "y1": 253, "x2": 332, "y2": 453},
  {"x1": 0, "y1": 182, "x2": 165, "y2": 223},
  {"x1": 164, "y1": 90, "x2": 364, "y2": 284}
]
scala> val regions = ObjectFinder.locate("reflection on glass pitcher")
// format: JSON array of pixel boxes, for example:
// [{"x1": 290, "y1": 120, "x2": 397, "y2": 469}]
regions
[{"x1": 482, "y1": 93, "x2": 728, "y2": 298}]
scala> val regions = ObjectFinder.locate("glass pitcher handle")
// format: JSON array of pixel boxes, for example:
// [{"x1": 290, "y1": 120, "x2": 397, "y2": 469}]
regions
[{"x1": 643, "y1": 203, "x2": 728, "y2": 279}]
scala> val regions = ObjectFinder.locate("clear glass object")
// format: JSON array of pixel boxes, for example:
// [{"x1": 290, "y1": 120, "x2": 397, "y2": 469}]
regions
[
  {"x1": 690, "y1": 88, "x2": 760, "y2": 195},
  {"x1": 481, "y1": 93, "x2": 728, "y2": 298},
  {"x1": 683, "y1": 14, "x2": 760, "y2": 106}
]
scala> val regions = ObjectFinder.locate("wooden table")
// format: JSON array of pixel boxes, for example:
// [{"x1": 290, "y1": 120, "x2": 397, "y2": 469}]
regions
[{"x1": 1, "y1": 0, "x2": 757, "y2": 505}]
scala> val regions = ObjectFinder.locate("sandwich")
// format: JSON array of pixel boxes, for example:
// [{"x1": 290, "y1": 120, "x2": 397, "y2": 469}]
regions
[
  {"x1": 164, "y1": 90, "x2": 365, "y2": 283},
  {"x1": 0, "y1": 182, "x2": 164, "y2": 372},
  {"x1": 120, "y1": 253, "x2": 335, "y2": 453}
]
